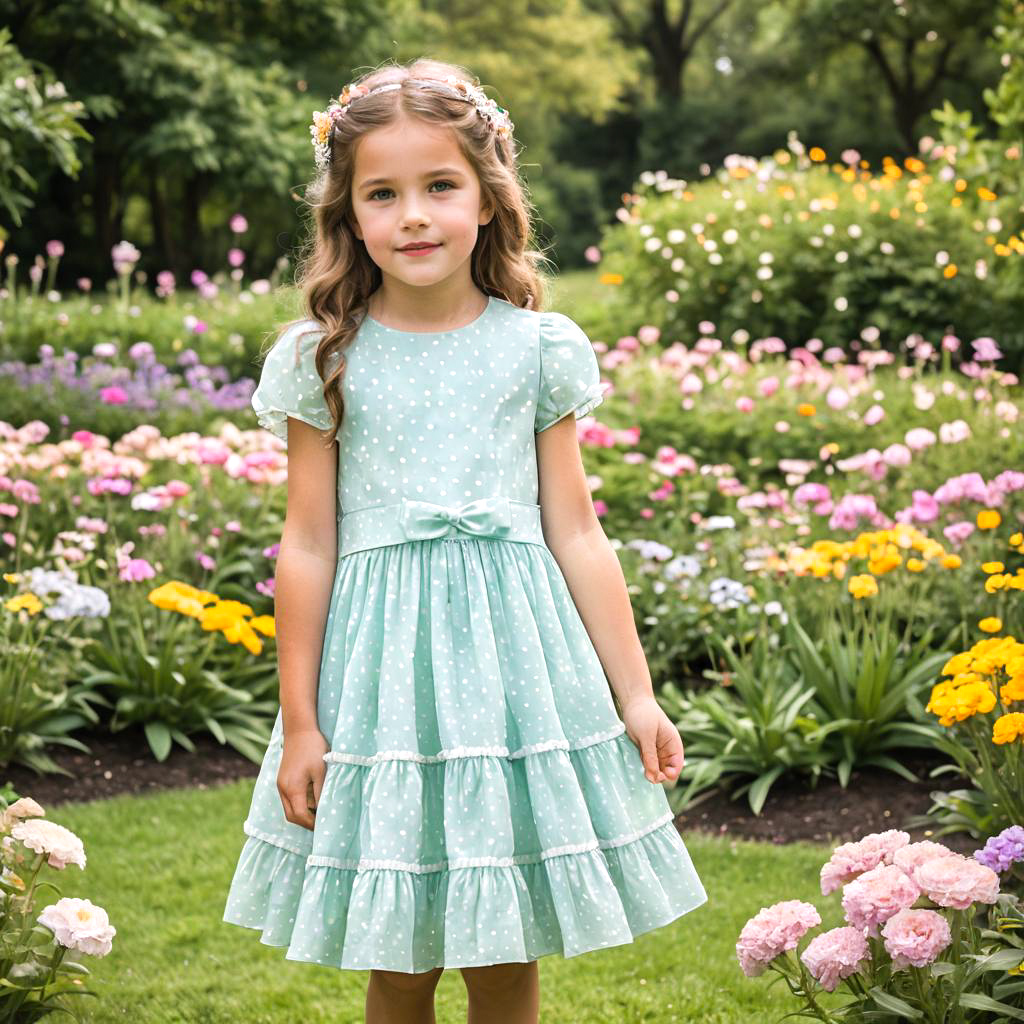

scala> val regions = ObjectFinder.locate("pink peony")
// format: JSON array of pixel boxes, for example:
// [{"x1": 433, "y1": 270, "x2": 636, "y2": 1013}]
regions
[
  {"x1": 37, "y1": 897, "x2": 116, "y2": 956},
  {"x1": 881, "y1": 909, "x2": 951, "y2": 969},
  {"x1": 892, "y1": 841, "x2": 952, "y2": 876},
  {"x1": 905, "y1": 852, "x2": 1000, "y2": 910},
  {"x1": 841, "y1": 864, "x2": 920, "y2": 936},
  {"x1": 736, "y1": 900, "x2": 822, "y2": 977},
  {"x1": 800, "y1": 926, "x2": 871, "y2": 991},
  {"x1": 821, "y1": 830, "x2": 911, "y2": 895},
  {"x1": 10, "y1": 819, "x2": 86, "y2": 870}
]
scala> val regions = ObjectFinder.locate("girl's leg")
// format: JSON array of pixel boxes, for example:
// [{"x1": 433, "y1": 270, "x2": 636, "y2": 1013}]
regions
[
  {"x1": 460, "y1": 961, "x2": 540, "y2": 1024},
  {"x1": 366, "y1": 966, "x2": 445, "y2": 1024}
]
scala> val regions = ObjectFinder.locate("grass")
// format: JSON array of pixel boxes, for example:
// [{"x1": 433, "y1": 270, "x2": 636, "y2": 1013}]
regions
[{"x1": 27, "y1": 780, "x2": 854, "y2": 1023}]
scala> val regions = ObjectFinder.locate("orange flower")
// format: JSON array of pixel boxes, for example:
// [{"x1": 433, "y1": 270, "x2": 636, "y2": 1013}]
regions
[
  {"x1": 978, "y1": 186, "x2": 998, "y2": 201},
  {"x1": 809, "y1": 147, "x2": 826, "y2": 162},
  {"x1": 797, "y1": 403, "x2": 816, "y2": 417},
  {"x1": 943, "y1": 264, "x2": 958, "y2": 279},
  {"x1": 599, "y1": 272, "x2": 623, "y2": 286},
  {"x1": 977, "y1": 509, "x2": 1001, "y2": 530}
]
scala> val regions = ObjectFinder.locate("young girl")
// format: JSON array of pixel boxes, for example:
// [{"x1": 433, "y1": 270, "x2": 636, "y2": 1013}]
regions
[{"x1": 222, "y1": 56, "x2": 707, "y2": 1023}]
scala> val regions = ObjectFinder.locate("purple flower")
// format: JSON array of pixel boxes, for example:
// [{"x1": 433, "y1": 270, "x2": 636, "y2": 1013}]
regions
[
  {"x1": 111, "y1": 240, "x2": 141, "y2": 274},
  {"x1": 974, "y1": 826, "x2": 1024, "y2": 873}
]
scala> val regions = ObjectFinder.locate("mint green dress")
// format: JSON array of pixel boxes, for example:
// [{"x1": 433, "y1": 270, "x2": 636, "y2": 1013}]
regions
[{"x1": 222, "y1": 294, "x2": 708, "y2": 972}]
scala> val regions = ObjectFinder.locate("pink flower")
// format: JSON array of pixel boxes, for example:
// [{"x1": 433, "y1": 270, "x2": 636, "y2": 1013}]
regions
[
  {"x1": 821, "y1": 830, "x2": 911, "y2": 894},
  {"x1": 758, "y1": 375, "x2": 779, "y2": 397},
  {"x1": 230, "y1": 213, "x2": 248, "y2": 234},
  {"x1": 825, "y1": 387, "x2": 850, "y2": 410},
  {"x1": 99, "y1": 386, "x2": 129, "y2": 405},
  {"x1": 800, "y1": 926, "x2": 870, "y2": 991},
  {"x1": 191, "y1": 269, "x2": 208, "y2": 286},
  {"x1": 735, "y1": 396, "x2": 754, "y2": 412},
  {"x1": 881, "y1": 443, "x2": 911, "y2": 467},
  {"x1": 46, "y1": 240, "x2": 64, "y2": 259},
  {"x1": 881, "y1": 909, "x2": 951, "y2": 969},
  {"x1": 906, "y1": 852, "x2": 1000, "y2": 910},
  {"x1": 863, "y1": 404, "x2": 885, "y2": 426},
  {"x1": 971, "y1": 337, "x2": 1002, "y2": 362},
  {"x1": 118, "y1": 558, "x2": 156, "y2": 583},
  {"x1": 228, "y1": 247, "x2": 245, "y2": 267},
  {"x1": 584, "y1": 245, "x2": 601, "y2": 263},
  {"x1": 892, "y1": 841, "x2": 953, "y2": 876},
  {"x1": 905, "y1": 427, "x2": 936, "y2": 451},
  {"x1": 736, "y1": 900, "x2": 822, "y2": 977},
  {"x1": 841, "y1": 864, "x2": 921, "y2": 936},
  {"x1": 943, "y1": 521, "x2": 974, "y2": 545}
]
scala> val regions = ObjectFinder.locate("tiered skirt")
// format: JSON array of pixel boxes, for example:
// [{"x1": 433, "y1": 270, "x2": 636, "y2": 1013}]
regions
[{"x1": 222, "y1": 536, "x2": 708, "y2": 972}]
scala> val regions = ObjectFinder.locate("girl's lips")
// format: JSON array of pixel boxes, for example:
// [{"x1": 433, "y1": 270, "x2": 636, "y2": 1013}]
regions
[{"x1": 399, "y1": 243, "x2": 441, "y2": 255}]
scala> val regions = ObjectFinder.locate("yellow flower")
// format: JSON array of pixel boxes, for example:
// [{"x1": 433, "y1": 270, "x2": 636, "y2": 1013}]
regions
[
  {"x1": 599, "y1": 272, "x2": 623, "y2": 286},
  {"x1": 977, "y1": 509, "x2": 1001, "y2": 530},
  {"x1": 249, "y1": 615, "x2": 276, "y2": 638},
  {"x1": 954, "y1": 178, "x2": 967, "y2": 192},
  {"x1": 2, "y1": 573, "x2": 20, "y2": 584},
  {"x1": 941, "y1": 554, "x2": 962, "y2": 569},
  {"x1": 978, "y1": 186, "x2": 998, "y2": 201},
  {"x1": 906, "y1": 557, "x2": 926, "y2": 572},
  {"x1": 943, "y1": 264, "x2": 958, "y2": 279},
  {"x1": 979, "y1": 617, "x2": 1003, "y2": 634},
  {"x1": 1010, "y1": 532, "x2": 1023, "y2": 546},
  {"x1": 797, "y1": 403, "x2": 816, "y2": 417},
  {"x1": 4, "y1": 593, "x2": 43, "y2": 615},
  {"x1": 809, "y1": 147, "x2": 826, "y2": 162},
  {"x1": 992, "y1": 713, "x2": 1024, "y2": 744},
  {"x1": 983, "y1": 561, "x2": 1006, "y2": 574},
  {"x1": 1001, "y1": 676, "x2": 1024, "y2": 704},
  {"x1": 849, "y1": 574, "x2": 878, "y2": 599},
  {"x1": 986, "y1": 574, "x2": 1008, "y2": 594}
]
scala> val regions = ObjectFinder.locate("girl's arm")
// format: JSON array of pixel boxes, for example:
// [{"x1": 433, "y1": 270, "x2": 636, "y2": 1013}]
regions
[
  {"x1": 277, "y1": 417, "x2": 338, "y2": 731},
  {"x1": 536, "y1": 414, "x2": 683, "y2": 786},
  {"x1": 274, "y1": 417, "x2": 338, "y2": 828}
]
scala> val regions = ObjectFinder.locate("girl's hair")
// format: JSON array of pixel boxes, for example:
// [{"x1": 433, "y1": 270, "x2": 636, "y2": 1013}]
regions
[{"x1": 277, "y1": 56, "x2": 554, "y2": 444}]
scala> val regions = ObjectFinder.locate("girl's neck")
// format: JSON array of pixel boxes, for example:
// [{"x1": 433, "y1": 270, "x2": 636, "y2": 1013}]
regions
[{"x1": 366, "y1": 282, "x2": 490, "y2": 333}]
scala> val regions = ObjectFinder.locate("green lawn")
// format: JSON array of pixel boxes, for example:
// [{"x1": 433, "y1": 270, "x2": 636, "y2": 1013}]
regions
[{"x1": 36, "y1": 781, "x2": 849, "y2": 1023}]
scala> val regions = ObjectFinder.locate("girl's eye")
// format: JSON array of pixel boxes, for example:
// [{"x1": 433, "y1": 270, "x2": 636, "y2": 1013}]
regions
[{"x1": 368, "y1": 181, "x2": 455, "y2": 201}]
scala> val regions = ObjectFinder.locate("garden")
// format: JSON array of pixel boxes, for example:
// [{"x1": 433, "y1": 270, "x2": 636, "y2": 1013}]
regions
[{"x1": 3, "y1": 0, "x2": 1024, "y2": 1020}]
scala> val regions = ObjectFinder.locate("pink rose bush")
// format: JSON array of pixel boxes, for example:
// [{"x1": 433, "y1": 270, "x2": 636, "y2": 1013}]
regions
[
  {"x1": 737, "y1": 829, "x2": 1024, "y2": 1020},
  {"x1": 1, "y1": 795, "x2": 116, "y2": 1016}
]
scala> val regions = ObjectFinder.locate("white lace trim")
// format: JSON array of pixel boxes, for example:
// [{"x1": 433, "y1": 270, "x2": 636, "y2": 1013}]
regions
[
  {"x1": 242, "y1": 821, "x2": 311, "y2": 858},
  {"x1": 322, "y1": 721, "x2": 626, "y2": 767},
  {"x1": 303, "y1": 811, "x2": 675, "y2": 875}
]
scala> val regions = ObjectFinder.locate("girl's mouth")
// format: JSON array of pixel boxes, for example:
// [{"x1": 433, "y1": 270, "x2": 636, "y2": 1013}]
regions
[{"x1": 399, "y1": 243, "x2": 441, "y2": 255}]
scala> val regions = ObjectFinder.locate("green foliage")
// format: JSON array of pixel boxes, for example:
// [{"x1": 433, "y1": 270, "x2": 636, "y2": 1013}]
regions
[
  {"x1": 594, "y1": 148, "x2": 1012, "y2": 355},
  {"x1": 0, "y1": 28, "x2": 90, "y2": 235}
]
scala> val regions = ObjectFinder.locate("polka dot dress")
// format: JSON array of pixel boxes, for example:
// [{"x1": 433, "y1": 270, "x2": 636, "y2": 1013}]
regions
[{"x1": 221, "y1": 295, "x2": 708, "y2": 973}]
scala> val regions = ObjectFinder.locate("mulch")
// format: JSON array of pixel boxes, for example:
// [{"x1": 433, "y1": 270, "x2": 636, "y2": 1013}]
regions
[{"x1": 1, "y1": 728, "x2": 980, "y2": 855}]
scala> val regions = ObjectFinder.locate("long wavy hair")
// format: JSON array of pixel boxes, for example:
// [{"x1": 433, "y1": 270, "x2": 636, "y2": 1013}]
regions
[{"x1": 275, "y1": 57, "x2": 554, "y2": 445}]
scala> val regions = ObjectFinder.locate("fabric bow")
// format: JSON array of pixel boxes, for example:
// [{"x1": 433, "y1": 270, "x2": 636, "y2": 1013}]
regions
[{"x1": 398, "y1": 496, "x2": 513, "y2": 541}]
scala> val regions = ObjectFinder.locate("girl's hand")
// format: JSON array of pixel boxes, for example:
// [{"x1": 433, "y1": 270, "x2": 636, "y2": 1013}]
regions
[
  {"x1": 278, "y1": 728, "x2": 329, "y2": 831},
  {"x1": 620, "y1": 696, "x2": 685, "y2": 785}
]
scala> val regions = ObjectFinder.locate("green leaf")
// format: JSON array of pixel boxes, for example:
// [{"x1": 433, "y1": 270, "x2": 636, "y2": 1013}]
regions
[
  {"x1": 959, "y1": 993, "x2": 1024, "y2": 1020},
  {"x1": 144, "y1": 721, "x2": 172, "y2": 761},
  {"x1": 868, "y1": 988, "x2": 923, "y2": 1018}
]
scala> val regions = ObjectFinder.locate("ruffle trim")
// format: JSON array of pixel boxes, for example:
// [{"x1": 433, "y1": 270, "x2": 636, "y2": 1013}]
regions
[
  {"x1": 322, "y1": 720, "x2": 625, "y2": 766},
  {"x1": 251, "y1": 404, "x2": 335, "y2": 444},
  {"x1": 224, "y1": 814, "x2": 708, "y2": 970},
  {"x1": 535, "y1": 381, "x2": 605, "y2": 433}
]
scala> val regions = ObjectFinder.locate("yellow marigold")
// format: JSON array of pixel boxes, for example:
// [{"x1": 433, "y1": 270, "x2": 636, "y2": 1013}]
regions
[
  {"x1": 979, "y1": 617, "x2": 1003, "y2": 634},
  {"x1": 985, "y1": 574, "x2": 1008, "y2": 594},
  {"x1": 1001, "y1": 676, "x2": 1024, "y2": 703},
  {"x1": 1010, "y1": 532, "x2": 1023, "y2": 546},
  {"x1": 849, "y1": 574, "x2": 878, "y2": 599},
  {"x1": 941, "y1": 554, "x2": 962, "y2": 569},
  {"x1": 904, "y1": 156, "x2": 925, "y2": 173},
  {"x1": 992, "y1": 713, "x2": 1024, "y2": 744},
  {"x1": 250, "y1": 615, "x2": 276, "y2": 638},
  {"x1": 4, "y1": 593, "x2": 43, "y2": 615},
  {"x1": 906, "y1": 557, "x2": 926, "y2": 572},
  {"x1": 977, "y1": 509, "x2": 1001, "y2": 530},
  {"x1": 978, "y1": 186, "x2": 998, "y2": 201},
  {"x1": 599, "y1": 273, "x2": 624, "y2": 286},
  {"x1": 2, "y1": 572, "x2": 20, "y2": 584},
  {"x1": 797, "y1": 403, "x2": 816, "y2": 417},
  {"x1": 809, "y1": 146, "x2": 826, "y2": 162},
  {"x1": 942, "y1": 652, "x2": 974, "y2": 677},
  {"x1": 943, "y1": 264, "x2": 958, "y2": 279},
  {"x1": 983, "y1": 561, "x2": 1006, "y2": 574}
]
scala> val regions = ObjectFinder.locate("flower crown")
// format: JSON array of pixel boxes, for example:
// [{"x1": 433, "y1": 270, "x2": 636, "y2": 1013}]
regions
[{"x1": 309, "y1": 75, "x2": 515, "y2": 171}]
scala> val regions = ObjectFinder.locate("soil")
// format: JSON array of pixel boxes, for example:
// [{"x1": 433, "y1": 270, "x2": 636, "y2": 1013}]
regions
[{"x1": 1, "y1": 728, "x2": 980, "y2": 855}]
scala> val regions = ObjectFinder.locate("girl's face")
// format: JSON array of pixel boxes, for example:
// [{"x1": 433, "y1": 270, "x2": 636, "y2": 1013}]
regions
[{"x1": 349, "y1": 116, "x2": 493, "y2": 292}]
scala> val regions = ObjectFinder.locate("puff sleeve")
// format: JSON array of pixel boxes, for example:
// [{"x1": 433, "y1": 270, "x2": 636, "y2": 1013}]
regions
[
  {"x1": 250, "y1": 320, "x2": 335, "y2": 443},
  {"x1": 534, "y1": 311, "x2": 605, "y2": 433}
]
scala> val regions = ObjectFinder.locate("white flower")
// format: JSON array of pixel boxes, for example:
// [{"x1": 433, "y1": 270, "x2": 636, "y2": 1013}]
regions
[
  {"x1": 758, "y1": 251, "x2": 774, "y2": 264},
  {"x1": 723, "y1": 228, "x2": 739, "y2": 244},
  {"x1": 38, "y1": 898, "x2": 115, "y2": 957},
  {"x1": 1, "y1": 798, "x2": 45, "y2": 831},
  {"x1": 11, "y1": 820, "x2": 86, "y2": 870},
  {"x1": 934, "y1": 250, "x2": 949, "y2": 267},
  {"x1": 879, "y1": 241, "x2": 895, "y2": 255},
  {"x1": 835, "y1": 251, "x2": 848, "y2": 263},
  {"x1": 757, "y1": 266, "x2": 773, "y2": 280}
]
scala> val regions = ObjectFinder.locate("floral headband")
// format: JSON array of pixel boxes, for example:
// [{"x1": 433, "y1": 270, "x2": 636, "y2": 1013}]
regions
[{"x1": 309, "y1": 75, "x2": 515, "y2": 171}]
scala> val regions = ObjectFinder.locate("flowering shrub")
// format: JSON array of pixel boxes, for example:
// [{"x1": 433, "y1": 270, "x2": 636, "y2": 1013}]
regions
[
  {"x1": 0, "y1": 795, "x2": 115, "y2": 1021},
  {"x1": 736, "y1": 828, "x2": 1024, "y2": 1022}
]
